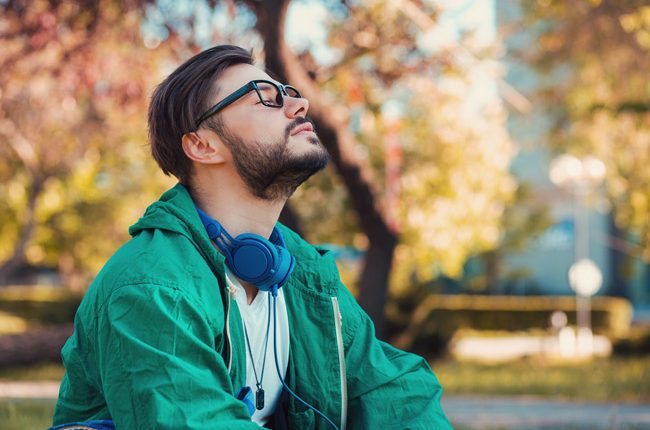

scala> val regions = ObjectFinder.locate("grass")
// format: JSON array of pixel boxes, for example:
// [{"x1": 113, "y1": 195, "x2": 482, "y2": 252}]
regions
[
  {"x1": 431, "y1": 354, "x2": 650, "y2": 403},
  {"x1": 0, "y1": 399, "x2": 55, "y2": 430},
  {"x1": 0, "y1": 356, "x2": 648, "y2": 429},
  {"x1": 0, "y1": 363, "x2": 62, "y2": 430}
]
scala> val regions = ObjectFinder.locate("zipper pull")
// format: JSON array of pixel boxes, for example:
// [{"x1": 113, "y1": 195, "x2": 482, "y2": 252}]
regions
[{"x1": 228, "y1": 284, "x2": 238, "y2": 298}]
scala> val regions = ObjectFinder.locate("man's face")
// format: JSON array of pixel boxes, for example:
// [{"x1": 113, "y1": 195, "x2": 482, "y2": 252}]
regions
[{"x1": 203, "y1": 64, "x2": 329, "y2": 200}]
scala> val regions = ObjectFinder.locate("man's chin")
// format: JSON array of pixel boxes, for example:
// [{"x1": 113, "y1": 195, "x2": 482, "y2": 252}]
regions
[
  {"x1": 308, "y1": 135, "x2": 322, "y2": 146},
  {"x1": 289, "y1": 135, "x2": 326, "y2": 156},
  {"x1": 290, "y1": 143, "x2": 329, "y2": 169}
]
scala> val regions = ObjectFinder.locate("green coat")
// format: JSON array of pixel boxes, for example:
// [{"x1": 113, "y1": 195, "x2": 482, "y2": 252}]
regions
[{"x1": 53, "y1": 184, "x2": 452, "y2": 430}]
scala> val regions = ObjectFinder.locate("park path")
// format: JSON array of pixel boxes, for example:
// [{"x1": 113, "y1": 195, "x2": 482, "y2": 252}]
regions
[
  {"x1": 2, "y1": 381, "x2": 650, "y2": 429},
  {"x1": 0, "y1": 380, "x2": 60, "y2": 398},
  {"x1": 442, "y1": 395, "x2": 650, "y2": 429}
]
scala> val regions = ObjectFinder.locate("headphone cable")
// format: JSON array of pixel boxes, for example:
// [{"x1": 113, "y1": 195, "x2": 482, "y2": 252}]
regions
[{"x1": 270, "y1": 289, "x2": 340, "y2": 430}]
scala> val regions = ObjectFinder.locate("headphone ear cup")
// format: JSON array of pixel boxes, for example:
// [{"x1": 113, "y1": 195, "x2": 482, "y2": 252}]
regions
[
  {"x1": 229, "y1": 233, "x2": 294, "y2": 293},
  {"x1": 272, "y1": 245, "x2": 295, "y2": 288},
  {"x1": 230, "y1": 234, "x2": 277, "y2": 286},
  {"x1": 196, "y1": 207, "x2": 294, "y2": 292}
]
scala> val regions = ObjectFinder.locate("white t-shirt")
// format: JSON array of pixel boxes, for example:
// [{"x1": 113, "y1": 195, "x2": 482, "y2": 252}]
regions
[{"x1": 225, "y1": 270, "x2": 290, "y2": 427}]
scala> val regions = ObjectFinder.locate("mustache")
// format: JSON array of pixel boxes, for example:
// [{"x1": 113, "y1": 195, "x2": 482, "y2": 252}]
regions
[{"x1": 285, "y1": 117, "x2": 316, "y2": 136}]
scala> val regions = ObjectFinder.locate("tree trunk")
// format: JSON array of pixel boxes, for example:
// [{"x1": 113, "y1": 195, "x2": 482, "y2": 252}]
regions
[
  {"x1": 0, "y1": 324, "x2": 72, "y2": 367},
  {"x1": 484, "y1": 250, "x2": 502, "y2": 295},
  {"x1": 279, "y1": 204, "x2": 303, "y2": 237},
  {"x1": 0, "y1": 176, "x2": 45, "y2": 284},
  {"x1": 608, "y1": 214, "x2": 630, "y2": 298},
  {"x1": 247, "y1": 0, "x2": 397, "y2": 338}
]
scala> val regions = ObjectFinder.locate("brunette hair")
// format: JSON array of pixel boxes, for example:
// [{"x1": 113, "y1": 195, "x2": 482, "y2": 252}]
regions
[{"x1": 147, "y1": 45, "x2": 253, "y2": 184}]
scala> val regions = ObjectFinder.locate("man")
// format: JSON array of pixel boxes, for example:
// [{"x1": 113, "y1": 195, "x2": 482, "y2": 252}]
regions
[{"x1": 53, "y1": 45, "x2": 452, "y2": 430}]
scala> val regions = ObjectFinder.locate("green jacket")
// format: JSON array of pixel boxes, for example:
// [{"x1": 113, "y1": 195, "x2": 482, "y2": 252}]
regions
[{"x1": 53, "y1": 184, "x2": 451, "y2": 430}]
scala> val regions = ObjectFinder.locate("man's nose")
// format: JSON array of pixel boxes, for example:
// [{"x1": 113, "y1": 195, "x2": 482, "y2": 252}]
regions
[{"x1": 284, "y1": 95, "x2": 309, "y2": 118}]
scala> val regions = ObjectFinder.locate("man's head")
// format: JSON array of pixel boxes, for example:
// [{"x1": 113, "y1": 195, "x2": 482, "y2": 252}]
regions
[{"x1": 148, "y1": 45, "x2": 329, "y2": 200}]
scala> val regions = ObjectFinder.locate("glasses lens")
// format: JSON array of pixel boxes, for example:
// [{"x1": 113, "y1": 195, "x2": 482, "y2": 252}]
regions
[
  {"x1": 256, "y1": 82, "x2": 282, "y2": 107},
  {"x1": 285, "y1": 86, "x2": 301, "y2": 98}
]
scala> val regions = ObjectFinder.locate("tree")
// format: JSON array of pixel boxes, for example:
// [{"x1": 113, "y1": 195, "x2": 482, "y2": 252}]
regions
[
  {"x1": 1, "y1": 0, "x2": 517, "y2": 341},
  {"x1": 521, "y1": 0, "x2": 650, "y2": 261},
  {"x1": 243, "y1": 0, "x2": 399, "y2": 337},
  {"x1": 146, "y1": 0, "x2": 403, "y2": 336},
  {"x1": 233, "y1": 0, "x2": 515, "y2": 335},
  {"x1": 146, "y1": 0, "x2": 516, "y2": 336},
  {"x1": 0, "y1": 0, "x2": 173, "y2": 288}
]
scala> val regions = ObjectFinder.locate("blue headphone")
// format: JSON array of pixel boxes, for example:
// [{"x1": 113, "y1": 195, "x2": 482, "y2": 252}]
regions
[
  {"x1": 196, "y1": 207, "x2": 340, "y2": 430},
  {"x1": 196, "y1": 208, "x2": 295, "y2": 295}
]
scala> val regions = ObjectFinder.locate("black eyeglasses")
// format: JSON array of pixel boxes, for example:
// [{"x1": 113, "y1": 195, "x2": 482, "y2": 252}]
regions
[{"x1": 195, "y1": 79, "x2": 302, "y2": 128}]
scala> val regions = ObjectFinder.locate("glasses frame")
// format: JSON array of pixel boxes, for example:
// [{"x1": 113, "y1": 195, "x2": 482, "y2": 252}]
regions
[{"x1": 195, "y1": 79, "x2": 301, "y2": 128}]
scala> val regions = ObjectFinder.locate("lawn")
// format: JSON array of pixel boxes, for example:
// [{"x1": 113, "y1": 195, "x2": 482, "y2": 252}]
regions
[
  {"x1": 431, "y1": 354, "x2": 650, "y2": 403},
  {"x1": 0, "y1": 399, "x2": 55, "y2": 430},
  {"x1": 0, "y1": 355, "x2": 648, "y2": 429},
  {"x1": 0, "y1": 363, "x2": 62, "y2": 430}
]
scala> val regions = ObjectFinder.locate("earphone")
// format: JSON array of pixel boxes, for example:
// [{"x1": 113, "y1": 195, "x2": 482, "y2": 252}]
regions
[{"x1": 196, "y1": 208, "x2": 341, "y2": 430}]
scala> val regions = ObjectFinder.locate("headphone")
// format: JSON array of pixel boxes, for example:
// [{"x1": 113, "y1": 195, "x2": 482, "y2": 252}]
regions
[
  {"x1": 196, "y1": 207, "x2": 340, "y2": 430},
  {"x1": 196, "y1": 208, "x2": 295, "y2": 295}
]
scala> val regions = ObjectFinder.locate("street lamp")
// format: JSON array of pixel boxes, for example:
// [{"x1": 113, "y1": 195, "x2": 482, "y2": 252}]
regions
[
  {"x1": 549, "y1": 154, "x2": 606, "y2": 356},
  {"x1": 568, "y1": 258, "x2": 603, "y2": 355}
]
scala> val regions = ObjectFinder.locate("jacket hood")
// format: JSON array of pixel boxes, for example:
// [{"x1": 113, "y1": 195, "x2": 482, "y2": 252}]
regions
[
  {"x1": 129, "y1": 184, "x2": 224, "y2": 269},
  {"x1": 129, "y1": 184, "x2": 208, "y2": 242},
  {"x1": 128, "y1": 183, "x2": 342, "y2": 294}
]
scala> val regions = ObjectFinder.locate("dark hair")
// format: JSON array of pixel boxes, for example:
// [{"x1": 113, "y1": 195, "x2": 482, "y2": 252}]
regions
[{"x1": 147, "y1": 45, "x2": 253, "y2": 184}]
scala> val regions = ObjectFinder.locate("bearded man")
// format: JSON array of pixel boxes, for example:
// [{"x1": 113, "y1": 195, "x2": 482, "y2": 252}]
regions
[{"x1": 52, "y1": 45, "x2": 452, "y2": 430}]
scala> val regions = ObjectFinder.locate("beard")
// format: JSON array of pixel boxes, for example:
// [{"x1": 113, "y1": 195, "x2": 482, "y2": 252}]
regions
[{"x1": 217, "y1": 117, "x2": 329, "y2": 201}]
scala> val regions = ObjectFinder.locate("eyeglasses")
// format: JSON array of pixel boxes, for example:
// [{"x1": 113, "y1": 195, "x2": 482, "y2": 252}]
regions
[{"x1": 195, "y1": 79, "x2": 302, "y2": 128}]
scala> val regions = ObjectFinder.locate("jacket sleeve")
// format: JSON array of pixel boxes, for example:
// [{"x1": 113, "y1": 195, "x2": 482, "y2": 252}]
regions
[
  {"x1": 337, "y1": 286, "x2": 453, "y2": 430},
  {"x1": 96, "y1": 283, "x2": 262, "y2": 430}
]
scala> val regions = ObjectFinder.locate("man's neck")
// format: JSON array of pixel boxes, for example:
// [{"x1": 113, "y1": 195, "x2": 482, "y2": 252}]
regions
[{"x1": 190, "y1": 178, "x2": 286, "y2": 304}]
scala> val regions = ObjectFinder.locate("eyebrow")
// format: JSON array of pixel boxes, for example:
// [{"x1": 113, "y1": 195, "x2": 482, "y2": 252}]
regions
[
  {"x1": 256, "y1": 83, "x2": 276, "y2": 92},
  {"x1": 241, "y1": 90, "x2": 260, "y2": 100}
]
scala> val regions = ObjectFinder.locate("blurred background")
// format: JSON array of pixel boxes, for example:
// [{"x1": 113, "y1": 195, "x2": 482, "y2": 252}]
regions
[{"x1": 0, "y1": 0, "x2": 649, "y2": 429}]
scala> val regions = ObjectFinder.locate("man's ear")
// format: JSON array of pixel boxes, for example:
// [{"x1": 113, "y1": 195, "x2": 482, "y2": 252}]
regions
[{"x1": 181, "y1": 132, "x2": 226, "y2": 165}]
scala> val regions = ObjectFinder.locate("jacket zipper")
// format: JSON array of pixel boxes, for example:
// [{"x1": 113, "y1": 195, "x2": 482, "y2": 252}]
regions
[
  {"x1": 225, "y1": 292, "x2": 233, "y2": 372},
  {"x1": 331, "y1": 297, "x2": 347, "y2": 430}
]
